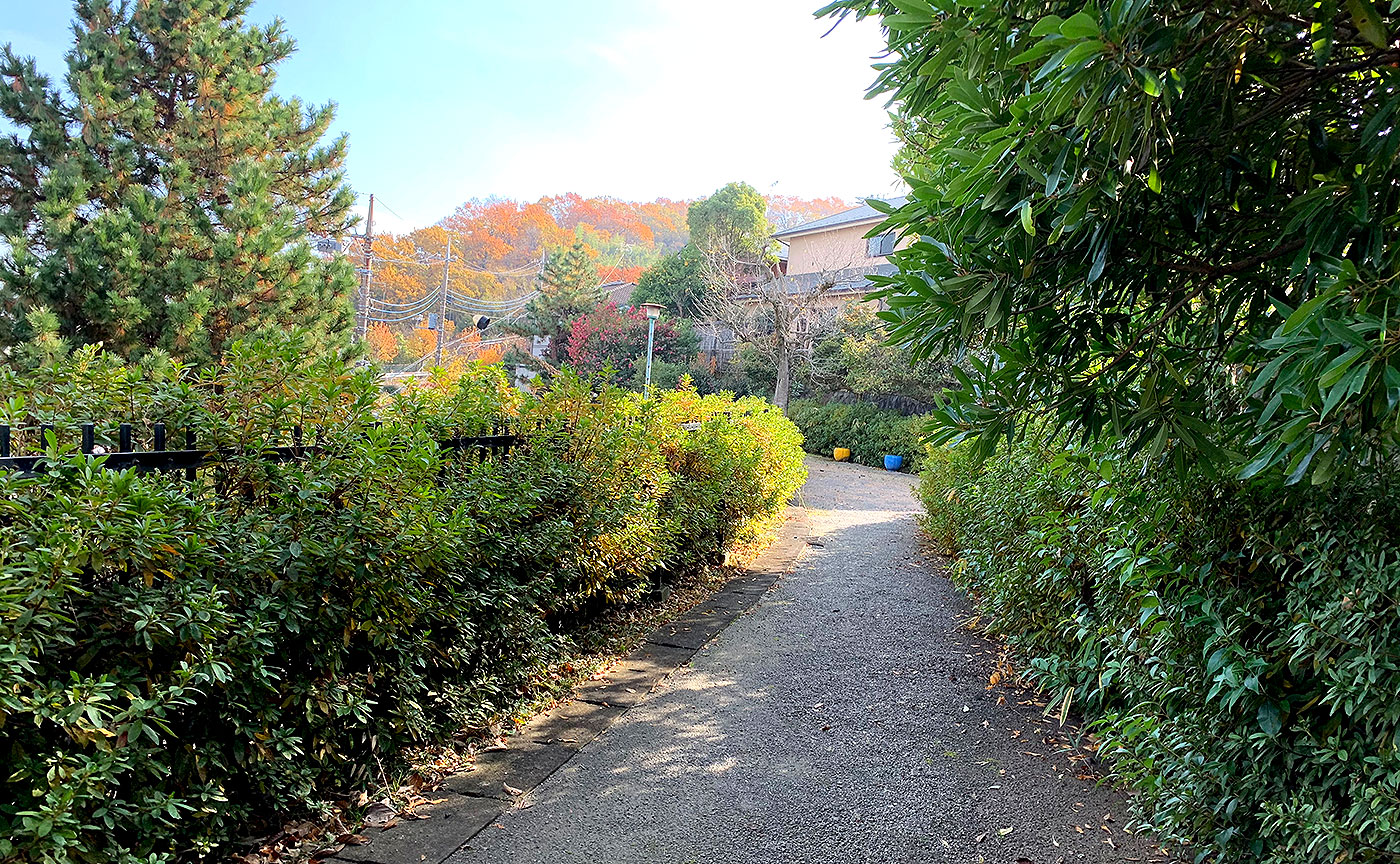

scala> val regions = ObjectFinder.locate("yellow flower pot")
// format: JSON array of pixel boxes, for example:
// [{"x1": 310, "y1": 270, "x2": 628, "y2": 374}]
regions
[{"x1": 833, "y1": 447, "x2": 851, "y2": 462}]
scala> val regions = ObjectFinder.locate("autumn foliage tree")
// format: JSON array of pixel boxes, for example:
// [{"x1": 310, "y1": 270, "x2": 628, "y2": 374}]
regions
[
  {"x1": 0, "y1": 0, "x2": 356, "y2": 366},
  {"x1": 359, "y1": 194, "x2": 847, "y2": 312},
  {"x1": 364, "y1": 322, "x2": 399, "y2": 362},
  {"x1": 351, "y1": 192, "x2": 850, "y2": 357},
  {"x1": 766, "y1": 195, "x2": 853, "y2": 231}
]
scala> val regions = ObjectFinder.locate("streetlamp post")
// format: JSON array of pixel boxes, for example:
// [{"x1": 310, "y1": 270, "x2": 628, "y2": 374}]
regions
[{"x1": 639, "y1": 303, "x2": 664, "y2": 393}]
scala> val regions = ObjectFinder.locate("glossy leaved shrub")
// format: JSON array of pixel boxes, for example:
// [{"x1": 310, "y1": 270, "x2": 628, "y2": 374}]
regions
[
  {"x1": 0, "y1": 338, "x2": 805, "y2": 863},
  {"x1": 919, "y1": 439, "x2": 1400, "y2": 862},
  {"x1": 786, "y1": 398, "x2": 925, "y2": 471}
]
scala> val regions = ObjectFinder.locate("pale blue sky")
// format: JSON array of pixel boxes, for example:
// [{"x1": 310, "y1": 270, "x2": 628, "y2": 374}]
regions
[{"x1": 2, "y1": 1, "x2": 900, "y2": 232}]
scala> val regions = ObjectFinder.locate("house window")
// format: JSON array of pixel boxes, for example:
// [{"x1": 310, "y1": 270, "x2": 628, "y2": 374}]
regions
[
  {"x1": 866, "y1": 232, "x2": 897, "y2": 257},
  {"x1": 795, "y1": 317, "x2": 809, "y2": 334}
]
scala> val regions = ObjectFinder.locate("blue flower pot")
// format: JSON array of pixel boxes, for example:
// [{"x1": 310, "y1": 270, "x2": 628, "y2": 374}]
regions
[{"x1": 883, "y1": 454, "x2": 904, "y2": 472}]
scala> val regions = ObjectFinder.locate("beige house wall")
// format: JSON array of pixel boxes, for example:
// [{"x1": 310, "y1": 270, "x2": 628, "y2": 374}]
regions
[{"x1": 785, "y1": 220, "x2": 898, "y2": 275}]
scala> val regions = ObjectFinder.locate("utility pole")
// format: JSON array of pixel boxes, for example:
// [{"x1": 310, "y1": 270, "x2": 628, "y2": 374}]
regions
[
  {"x1": 355, "y1": 193, "x2": 375, "y2": 341},
  {"x1": 433, "y1": 235, "x2": 451, "y2": 368}
]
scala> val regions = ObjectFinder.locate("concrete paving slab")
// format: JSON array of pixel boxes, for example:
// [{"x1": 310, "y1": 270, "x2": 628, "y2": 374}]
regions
[
  {"x1": 514, "y1": 700, "x2": 627, "y2": 748},
  {"x1": 331, "y1": 793, "x2": 499, "y2": 864},
  {"x1": 621, "y1": 640, "x2": 698, "y2": 671},
  {"x1": 441, "y1": 744, "x2": 576, "y2": 801},
  {"x1": 644, "y1": 610, "x2": 731, "y2": 650}
]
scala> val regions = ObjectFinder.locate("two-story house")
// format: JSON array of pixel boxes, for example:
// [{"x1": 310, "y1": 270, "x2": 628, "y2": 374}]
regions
[
  {"x1": 772, "y1": 196, "x2": 907, "y2": 341},
  {"x1": 697, "y1": 196, "x2": 907, "y2": 361}
]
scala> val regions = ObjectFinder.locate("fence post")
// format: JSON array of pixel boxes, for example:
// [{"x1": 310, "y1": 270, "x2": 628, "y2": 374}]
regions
[
  {"x1": 185, "y1": 428, "x2": 197, "y2": 481},
  {"x1": 153, "y1": 423, "x2": 167, "y2": 452},
  {"x1": 0, "y1": 425, "x2": 8, "y2": 458},
  {"x1": 40, "y1": 424, "x2": 54, "y2": 451},
  {"x1": 119, "y1": 423, "x2": 132, "y2": 453}
]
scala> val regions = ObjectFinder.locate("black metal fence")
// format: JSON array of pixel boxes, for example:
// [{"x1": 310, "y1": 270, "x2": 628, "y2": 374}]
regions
[{"x1": 0, "y1": 421, "x2": 518, "y2": 478}]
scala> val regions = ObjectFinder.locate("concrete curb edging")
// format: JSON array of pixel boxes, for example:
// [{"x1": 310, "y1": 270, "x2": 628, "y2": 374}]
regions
[{"x1": 331, "y1": 507, "x2": 812, "y2": 864}]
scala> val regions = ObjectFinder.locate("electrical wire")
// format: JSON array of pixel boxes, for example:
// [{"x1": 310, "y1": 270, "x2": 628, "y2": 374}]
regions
[
  {"x1": 366, "y1": 291, "x2": 436, "y2": 308},
  {"x1": 366, "y1": 312, "x2": 432, "y2": 324},
  {"x1": 360, "y1": 251, "x2": 540, "y2": 277},
  {"x1": 367, "y1": 290, "x2": 442, "y2": 310},
  {"x1": 445, "y1": 291, "x2": 537, "y2": 310},
  {"x1": 372, "y1": 196, "x2": 407, "y2": 222},
  {"x1": 391, "y1": 303, "x2": 535, "y2": 374}
]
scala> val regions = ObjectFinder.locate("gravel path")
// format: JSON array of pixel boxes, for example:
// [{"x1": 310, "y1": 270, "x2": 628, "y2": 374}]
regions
[{"x1": 447, "y1": 457, "x2": 1163, "y2": 864}]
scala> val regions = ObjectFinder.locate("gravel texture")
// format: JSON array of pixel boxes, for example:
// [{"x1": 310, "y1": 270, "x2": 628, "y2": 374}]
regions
[{"x1": 446, "y1": 457, "x2": 1168, "y2": 864}]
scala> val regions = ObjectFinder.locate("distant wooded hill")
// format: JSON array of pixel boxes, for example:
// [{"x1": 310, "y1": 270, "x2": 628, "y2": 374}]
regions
[{"x1": 357, "y1": 193, "x2": 852, "y2": 305}]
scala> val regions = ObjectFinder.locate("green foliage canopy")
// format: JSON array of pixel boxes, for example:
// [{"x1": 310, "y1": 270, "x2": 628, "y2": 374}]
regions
[
  {"x1": 687, "y1": 181, "x2": 774, "y2": 263},
  {"x1": 631, "y1": 244, "x2": 706, "y2": 316},
  {"x1": 823, "y1": 0, "x2": 1400, "y2": 484},
  {"x1": 787, "y1": 397, "x2": 929, "y2": 470},
  {"x1": 809, "y1": 305, "x2": 950, "y2": 403},
  {"x1": 917, "y1": 436, "x2": 1400, "y2": 861},
  {"x1": 0, "y1": 0, "x2": 357, "y2": 365}
]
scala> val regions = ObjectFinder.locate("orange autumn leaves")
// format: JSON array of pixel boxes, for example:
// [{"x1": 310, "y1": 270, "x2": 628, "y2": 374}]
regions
[
  {"x1": 366, "y1": 320, "x2": 505, "y2": 365},
  {"x1": 352, "y1": 197, "x2": 692, "y2": 311},
  {"x1": 356, "y1": 193, "x2": 851, "y2": 365},
  {"x1": 365, "y1": 322, "x2": 398, "y2": 362}
]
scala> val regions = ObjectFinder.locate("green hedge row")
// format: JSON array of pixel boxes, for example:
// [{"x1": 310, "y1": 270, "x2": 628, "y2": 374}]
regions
[
  {"x1": 786, "y1": 398, "x2": 926, "y2": 471},
  {"x1": 0, "y1": 336, "x2": 806, "y2": 863},
  {"x1": 918, "y1": 439, "x2": 1400, "y2": 862}
]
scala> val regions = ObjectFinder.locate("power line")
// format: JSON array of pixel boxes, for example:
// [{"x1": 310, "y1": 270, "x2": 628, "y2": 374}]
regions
[
  {"x1": 367, "y1": 287, "x2": 442, "y2": 305},
  {"x1": 445, "y1": 290, "x2": 537, "y2": 310},
  {"x1": 394, "y1": 303, "x2": 535, "y2": 374},
  {"x1": 368, "y1": 296, "x2": 441, "y2": 316},
  {"x1": 366, "y1": 311, "x2": 432, "y2": 324},
  {"x1": 372, "y1": 196, "x2": 407, "y2": 222}
]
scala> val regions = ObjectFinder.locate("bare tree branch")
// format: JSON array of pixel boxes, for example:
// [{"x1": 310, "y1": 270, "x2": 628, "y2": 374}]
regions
[{"x1": 694, "y1": 233, "x2": 866, "y2": 409}]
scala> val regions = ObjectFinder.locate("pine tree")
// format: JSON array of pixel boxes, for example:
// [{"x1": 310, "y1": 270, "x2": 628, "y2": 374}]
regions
[
  {"x1": 515, "y1": 239, "x2": 602, "y2": 360},
  {"x1": 0, "y1": 0, "x2": 357, "y2": 365}
]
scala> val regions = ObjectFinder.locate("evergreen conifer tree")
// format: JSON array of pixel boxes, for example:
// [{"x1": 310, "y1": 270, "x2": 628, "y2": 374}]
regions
[
  {"x1": 0, "y1": 0, "x2": 357, "y2": 365},
  {"x1": 515, "y1": 239, "x2": 602, "y2": 360}
]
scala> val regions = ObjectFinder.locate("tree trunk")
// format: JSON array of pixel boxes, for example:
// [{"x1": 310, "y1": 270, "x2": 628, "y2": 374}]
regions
[
  {"x1": 773, "y1": 345, "x2": 791, "y2": 410},
  {"x1": 772, "y1": 296, "x2": 791, "y2": 410}
]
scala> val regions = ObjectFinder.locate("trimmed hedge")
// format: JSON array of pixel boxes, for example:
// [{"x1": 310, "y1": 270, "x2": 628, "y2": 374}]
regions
[
  {"x1": 919, "y1": 439, "x2": 1400, "y2": 862},
  {"x1": 0, "y1": 337, "x2": 805, "y2": 863},
  {"x1": 786, "y1": 398, "x2": 926, "y2": 471}
]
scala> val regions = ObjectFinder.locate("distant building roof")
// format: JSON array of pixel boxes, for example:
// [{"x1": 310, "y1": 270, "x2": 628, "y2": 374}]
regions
[
  {"x1": 601, "y1": 280, "x2": 635, "y2": 306},
  {"x1": 772, "y1": 197, "x2": 907, "y2": 240}
]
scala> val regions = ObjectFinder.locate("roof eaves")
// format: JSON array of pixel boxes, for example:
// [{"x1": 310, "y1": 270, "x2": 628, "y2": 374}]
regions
[
  {"x1": 770, "y1": 196, "x2": 907, "y2": 240},
  {"x1": 772, "y1": 212, "x2": 887, "y2": 241}
]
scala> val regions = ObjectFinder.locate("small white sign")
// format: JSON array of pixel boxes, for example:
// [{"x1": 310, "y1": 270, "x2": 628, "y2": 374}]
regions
[{"x1": 679, "y1": 421, "x2": 701, "y2": 431}]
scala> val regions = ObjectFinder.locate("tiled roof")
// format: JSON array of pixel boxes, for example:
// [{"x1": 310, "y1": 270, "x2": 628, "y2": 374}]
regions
[{"x1": 772, "y1": 197, "x2": 907, "y2": 240}]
